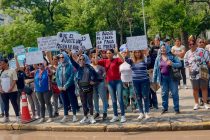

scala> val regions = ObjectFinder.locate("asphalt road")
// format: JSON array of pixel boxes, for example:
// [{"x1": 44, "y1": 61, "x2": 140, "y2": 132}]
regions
[{"x1": 0, "y1": 130, "x2": 210, "y2": 140}]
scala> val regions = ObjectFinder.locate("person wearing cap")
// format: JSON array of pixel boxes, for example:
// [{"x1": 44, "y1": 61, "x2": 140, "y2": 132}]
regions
[
  {"x1": 34, "y1": 58, "x2": 53, "y2": 123},
  {"x1": 119, "y1": 44, "x2": 137, "y2": 111},
  {"x1": 0, "y1": 58, "x2": 20, "y2": 123}
]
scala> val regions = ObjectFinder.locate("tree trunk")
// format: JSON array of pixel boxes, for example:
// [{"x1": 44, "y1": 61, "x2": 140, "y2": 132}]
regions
[{"x1": 181, "y1": 29, "x2": 189, "y2": 50}]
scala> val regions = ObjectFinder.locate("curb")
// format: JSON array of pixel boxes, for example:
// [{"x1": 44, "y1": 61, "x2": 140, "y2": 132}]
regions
[{"x1": 0, "y1": 122, "x2": 210, "y2": 132}]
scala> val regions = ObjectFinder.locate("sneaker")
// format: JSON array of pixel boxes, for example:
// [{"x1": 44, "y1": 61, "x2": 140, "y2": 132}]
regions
[
  {"x1": 2, "y1": 117, "x2": 9, "y2": 123},
  {"x1": 94, "y1": 113, "x2": 100, "y2": 119},
  {"x1": 102, "y1": 113, "x2": 107, "y2": 120},
  {"x1": 120, "y1": 116, "x2": 126, "y2": 123},
  {"x1": 184, "y1": 85, "x2": 188, "y2": 89},
  {"x1": 0, "y1": 113, "x2": 4, "y2": 118},
  {"x1": 46, "y1": 118, "x2": 53, "y2": 123},
  {"x1": 16, "y1": 116, "x2": 20, "y2": 123},
  {"x1": 204, "y1": 103, "x2": 210, "y2": 110},
  {"x1": 60, "y1": 116, "x2": 68, "y2": 123},
  {"x1": 35, "y1": 115, "x2": 40, "y2": 119},
  {"x1": 89, "y1": 116, "x2": 96, "y2": 124},
  {"x1": 110, "y1": 116, "x2": 119, "y2": 123},
  {"x1": 161, "y1": 109, "x2": 168, "y2": 114},
  {"x1": 193, "y1": 104, "x2": 199, "y2": 110},
  {"x1": 137, "y1": 113, "x2": 144, "y2": 120},
  {"x1": 80, "y1": 116, "x2": 89, "y2": 124},
  {"x1": 145, "y1": 113, "x2": 150, "y2": 119},
  {"x1": 38, "y1": 118, "x2": 45, "y2": 123},
  {"x1": 72, "y1": 115, "x2": 78, "y2": 122}
]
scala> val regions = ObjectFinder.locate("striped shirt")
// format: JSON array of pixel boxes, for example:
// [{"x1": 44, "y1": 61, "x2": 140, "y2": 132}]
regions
[{"x1": 127, "y1": 59, "x2": 149, "y2": 81}]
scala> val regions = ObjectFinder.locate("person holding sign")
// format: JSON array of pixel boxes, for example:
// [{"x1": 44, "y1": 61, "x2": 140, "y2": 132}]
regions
[
  {"x1": 95, "y1": 48, "x2": 126, "y2": 123},
  {"x1": 34, "y1": 59, "x2": 53, "y2": 123},
  {"x1": 0, "y1": 58, "x2": 20, "y2": 123},
  {"x1": 69, "y1": 52, "x2": 97, "y2": 124},
  {"x1": 56, "y1": 52, "x2": 78, "y2": 123}
]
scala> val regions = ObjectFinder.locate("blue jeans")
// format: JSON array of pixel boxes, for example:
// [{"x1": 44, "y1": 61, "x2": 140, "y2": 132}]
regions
[
  {"x1": 161, "y1": 75, "x2": 179, "y2": 111},
  {"x1": 60, "y1": 85, "x2": 77, "y2": 116},
  {"x1": 133, "y1": 80, "x2": 150, "y2": 113},
  {"x1": 93, "y1": 81, "x2": 108, "y2": 114},
  {"x1": 107, "y1": 80, "x2": 125, "y2": 116}
]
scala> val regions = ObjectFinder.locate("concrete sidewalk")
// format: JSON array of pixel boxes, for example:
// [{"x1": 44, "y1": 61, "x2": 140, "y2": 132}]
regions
[{"x1": 1, "y1": 83, "x2": 210, "y2": 132}]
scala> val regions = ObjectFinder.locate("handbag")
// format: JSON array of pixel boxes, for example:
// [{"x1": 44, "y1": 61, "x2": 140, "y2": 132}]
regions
[
  {"x1": 51, "y1": 83, "x2": 60, "y2": 94},
  {"x1": 78, "y1": 82, "x2": 93, "y2": 93},
  {"x1": 199, "y1": 64, "x2": 209, "y2": 81},
  {"x1": 169, "y1": 67, "x2": 182, "y2": 81}
]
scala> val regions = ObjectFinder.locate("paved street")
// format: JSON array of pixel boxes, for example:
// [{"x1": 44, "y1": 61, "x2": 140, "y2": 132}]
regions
[{"x1": 0, "y1": 130, "x2": 210, "y2": 140}]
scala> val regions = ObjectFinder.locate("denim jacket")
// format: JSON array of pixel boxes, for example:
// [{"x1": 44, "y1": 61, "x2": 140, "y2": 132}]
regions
[
  {"x1": 153, "y1": 48, "x2": 182, "y2": 84},
  {"x1": 70, "y1": 55, "x2": 97, "y2": 83}
]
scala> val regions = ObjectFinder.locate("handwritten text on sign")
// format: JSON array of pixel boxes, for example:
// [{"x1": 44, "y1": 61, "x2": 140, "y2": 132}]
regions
[
  {"x1": 96, "y1": 31, "x2": 116, "y2": 50},
  {"x1": 57, "y1": 32, "x2": 81, "y2": 51},
  {"x1": 13, "y1": 45, "x2": 25, "y2": 55},
  {"x1": 37, "y1": 36, "x2": 58, "y2": 51},
  {"x1": 126, "y1": 35, "x2": 148, "y2": 51},
  {"x1": 26, "y1": 51, "x2": 44, "y2": 65},
  {"x1": 80, "y1": 34, "x2": 93, "y2": 50}
]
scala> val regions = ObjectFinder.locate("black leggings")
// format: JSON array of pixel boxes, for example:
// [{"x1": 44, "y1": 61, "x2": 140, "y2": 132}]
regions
[
  {"x1": 179, "y1": 60, "x2": 186, "y2": 85},
  {"x1": 80, "y1": 91, "x2": 93, "y2": 116}
]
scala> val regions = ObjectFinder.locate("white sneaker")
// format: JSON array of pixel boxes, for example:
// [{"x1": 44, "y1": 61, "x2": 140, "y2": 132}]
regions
[
  {"x1": 184, "y1": 85, "x2": 188, "y2": 89},
  {"x1": 38, "y1": 118, "x2": 45, "y2": 123},
  {"x1": 60, "y1": 116, "x2": 68, "y2": 123},
  {"x1": 120, "y1": 116, "x2": 126, "y2": 123},
  {"x1": 16, "y1": 116, "x2": 20, "y2": 123},
  {"x1": 110, "y1": 116, "x2": 119, "y2": 123},
  {"x1": 204, "y1": 103, "x2": 210, "y2": 110},
  {"x1": 89, "y1": 116, "x2": 96, "y2": 124},
  {"x1": 137, "y1": 113, "x2": 145, "y2": 120},
  {"x1": 72, "y1": 115, "x2": 78, "y2": 122},
  {"x1": 46, "y1": 118, "x2": 53, "y2": 123},
  {"x1": 80, "y1": 116, "x2": 89, "y2": 124},
  {"x1": 193, "y1": 104, "x2": 199, "y2": 110},
  {"x1": 2, "y1": 117, "x2": 9, "y2": 123},
  {"x1": 145, "y1": 113, "x2": 150, "y2": 119}
]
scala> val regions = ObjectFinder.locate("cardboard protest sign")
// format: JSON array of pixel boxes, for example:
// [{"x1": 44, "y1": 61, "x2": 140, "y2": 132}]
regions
[
  {"x1": 13, "y1": 45, "x2": 25, "y2": 55},
  {"x1": 56, "y1": 32, "x2": 81, "y2": 51},
  {"x1": 126, "y1": 35, "x2": 148, "y2": 51},
  {"x1": 26, "y1": 51, "x2": 44, "y2": 65},
  {"x1": 80, "y1": 34, "x2": 93, "y2": 50},
  {"x1": 27, "y1": 47, "x2": 39, "y2": 52},
  {"x1": 37, "y1": 36, "x2": 58, "y2": 51},
  {"x1": 96, "y1": 31, "x2": 116, "y2": 50},
  {"x1": 9, "y1": 60, "x2": 16, "y2": 69}
]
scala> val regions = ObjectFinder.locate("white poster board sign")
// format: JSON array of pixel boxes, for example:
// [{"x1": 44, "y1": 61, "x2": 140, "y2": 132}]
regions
[
  {"x1": 80, "y1": 34, "x2": 93, "y2": 50},
  {"x1": 126, "y1": 35, "x2": 148, "y2": 51},
  {"x1": 9, "y1": 60, "x2": 17, "y2": 69},
  {"x1": 26, "y1": 51, "x2": 44, "y2": 65},
  {"x1": 56, "y1": 32, "x2": 81, "y2": 51},
  {"x1": 13, "y1": 45, "x2": 25, "y2": 55},
  {"x1": 96, "y1": 31, "x2": 116, "y2": 50},
  {"x1": 37, "y1": 36, "x2": 58, "y2": 51}
]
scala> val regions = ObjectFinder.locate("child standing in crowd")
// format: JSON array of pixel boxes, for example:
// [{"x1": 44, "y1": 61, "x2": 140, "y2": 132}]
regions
[{"x1": 95, "y1": 47, "x2": 126, "y2": 123}]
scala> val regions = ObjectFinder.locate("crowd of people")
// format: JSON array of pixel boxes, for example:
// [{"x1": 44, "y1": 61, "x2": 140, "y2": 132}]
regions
[{"x1": 0, "y1": 35, "x2": 210, "y2": 124}]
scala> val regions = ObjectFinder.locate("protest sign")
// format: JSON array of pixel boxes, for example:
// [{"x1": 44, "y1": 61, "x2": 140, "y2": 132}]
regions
[
  {"x1": 13, "y1": 45, "x2": 25, "y2": 55},
  {"x1": 26, "y1": 51, "x2": 44, "y2": 65},
  {"x1": 96, "y1": 31, "x2": 116, "y2": 50},
  {"x1": 37, "y1": 36, "x2": 58, "y2": 51},
  {"x1": 126, "y1": 35, "x2": 148, "y2": 51},
  {"x1": 56, "y1": 32, "x2": 81, "y2": 51},
  {"x1": 9, "y1": 60, "x2": 16, "y2": 69},
  {"x1": 80, "y1": 34, "x2": 93, "y2": 50},
  {"x1": 27, "y1": 47, "x2": 39, "y2": 52}
]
